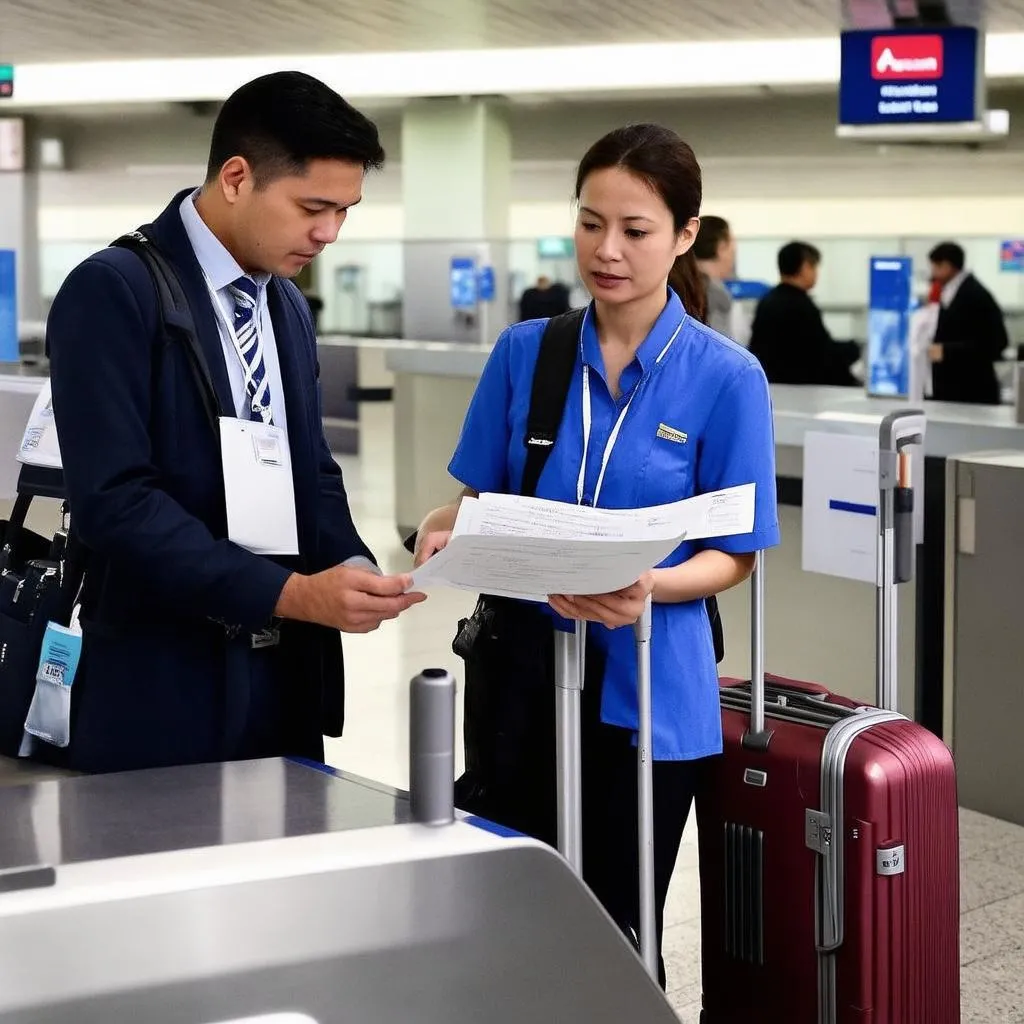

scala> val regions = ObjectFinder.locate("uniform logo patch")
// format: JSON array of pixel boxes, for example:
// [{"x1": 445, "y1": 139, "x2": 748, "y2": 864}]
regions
[{"x1": 656, "y1": 423, "x2": 687, "y2": 444}]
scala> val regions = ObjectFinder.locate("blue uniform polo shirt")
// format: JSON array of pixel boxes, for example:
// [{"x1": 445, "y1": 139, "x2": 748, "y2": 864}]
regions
[{"x1": 448, "y1": 289, "x2": 781, "y2": 760}]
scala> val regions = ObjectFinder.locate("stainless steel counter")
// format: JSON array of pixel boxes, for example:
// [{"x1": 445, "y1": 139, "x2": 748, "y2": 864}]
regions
[
  {"x1": 0, "y1": 757, "x2": 678, "y2": 1023},
  {"x1": 0, "y1": 758, "x2": 409, "y2": 884}
]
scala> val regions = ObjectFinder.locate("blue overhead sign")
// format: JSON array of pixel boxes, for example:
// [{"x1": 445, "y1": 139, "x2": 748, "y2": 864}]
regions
[
  {"x1": 839, "y1": 27, "x2": 980, "y2": 126},
  {"x1": 537, "y1": 237, "x2": 574, "y2": 259}
]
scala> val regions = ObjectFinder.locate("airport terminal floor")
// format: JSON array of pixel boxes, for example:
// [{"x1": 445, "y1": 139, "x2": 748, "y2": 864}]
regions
[{"x1": 333, "y1": 405, "x2": 1024, "y2": 1023}]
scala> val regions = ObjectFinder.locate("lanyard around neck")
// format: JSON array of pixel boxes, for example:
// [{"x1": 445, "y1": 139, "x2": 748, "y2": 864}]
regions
[
  {"x1": 202, "y1": 269, "x2": 271, "y2": 423},
  {"x1": 575, "y1": 308, "x2": 685, "y2": 507}
]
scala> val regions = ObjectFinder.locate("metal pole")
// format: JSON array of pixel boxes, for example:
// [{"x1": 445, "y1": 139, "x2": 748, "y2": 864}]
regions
[
  {"x1": 554, "y1": 625, "x2": 583, "y2": 875},
  {"x1": 875, "y1": 517, "x2": 888, "y2": 708},
  {"x1": 750, "y1": 552, "x2": 765, "y2": 738},
  {"x1": 634, "y1": 594, "x2": 657, "y2": 979}
]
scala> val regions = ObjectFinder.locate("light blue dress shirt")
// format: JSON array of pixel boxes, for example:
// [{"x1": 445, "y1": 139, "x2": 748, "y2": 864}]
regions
[
  {"x1": 178, "y1": 189, "x2": 382, "y2": 576},
  {"x1": 179, "y1": 189, "x2": 288, "y2": 433}
]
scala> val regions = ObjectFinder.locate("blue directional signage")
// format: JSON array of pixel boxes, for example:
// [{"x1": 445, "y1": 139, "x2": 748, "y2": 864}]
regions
[
  {"x1": 0, "y1": 250, "x2": 17, "y2": 362},
  {"x1": 450, "y1": 257, "x2": 477, "y2": 309},
  {"x1": 477, "y1": 265, "x2": 496, "y2": 302},
  {"x1": 839, "y1": 27, "x2": 980, "y2": 126},
  {"x1": 866, "y1": 256, "x2": 913, "y2": 399},
  {"x1": 0, "y1": 66, "x2": 12, "y2": 100},
  {"x1": 724, "y1": 279, "x2": 771, "y2": 301}
]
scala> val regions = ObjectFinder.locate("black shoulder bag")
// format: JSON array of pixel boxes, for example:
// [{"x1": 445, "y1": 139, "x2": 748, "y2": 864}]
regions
[
  {"x1": 0, "y1": 229, "x2": 221, "y2": 759},
  {"x1": 442, "y1": 310, "x2": 724, "y2": 839}
]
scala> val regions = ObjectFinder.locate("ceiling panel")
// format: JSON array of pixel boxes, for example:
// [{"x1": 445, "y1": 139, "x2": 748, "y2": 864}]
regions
[{"x1": 4, "y1": 0, "x2": 1024, "y2": 64}]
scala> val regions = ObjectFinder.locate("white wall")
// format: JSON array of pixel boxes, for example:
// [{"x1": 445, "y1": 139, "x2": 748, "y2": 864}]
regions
[{"x1": 30, "y1": 88, "x2": 1024, "y2": 313}]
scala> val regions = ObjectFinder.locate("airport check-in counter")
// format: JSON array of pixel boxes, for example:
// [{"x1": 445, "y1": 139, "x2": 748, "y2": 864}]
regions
[
  {"x1": 943, "y1": 451, "x2": 1024, "y2": 827},
  {"x1": 0, "y1": 756, "x2": 678, "y2": 1023},
  {"x1": 385, "y1": 345, "x2": 1024, "y2": 748}
]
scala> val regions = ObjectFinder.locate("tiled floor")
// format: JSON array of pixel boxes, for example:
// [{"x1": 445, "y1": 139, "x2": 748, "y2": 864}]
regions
[{"x1": 339, "y1": 404, "x2": 1024, "y2": 1021}]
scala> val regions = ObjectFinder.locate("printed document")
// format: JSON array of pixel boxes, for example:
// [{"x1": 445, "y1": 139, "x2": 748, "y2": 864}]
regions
[{"x1": 411, "y1": 483, "x2": 755, "y2": 601}]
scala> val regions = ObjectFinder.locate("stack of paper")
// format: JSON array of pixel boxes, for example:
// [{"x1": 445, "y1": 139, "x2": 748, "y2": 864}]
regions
[
  {"x1": 411, "y1": 483, "x2": 756, "y2": 602},
  {"x1": 17, "y1": 380, "x2": 63, "y2": 470}
]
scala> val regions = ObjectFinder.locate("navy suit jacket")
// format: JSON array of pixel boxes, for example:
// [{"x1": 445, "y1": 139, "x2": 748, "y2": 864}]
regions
[
  {"x1": 932, "y1": 273, "x2": 1007, "y2": 405},
  {"x1": 46, "y1": 189, "x2": 373, "y2": 773}
]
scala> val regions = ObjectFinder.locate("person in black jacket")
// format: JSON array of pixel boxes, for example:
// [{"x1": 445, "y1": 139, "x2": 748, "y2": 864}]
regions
[
  {"x1": 518, "y1": 275, "x2": 571, "y2": 322},
  {"x1": 748, "y1": 241, "x2": 859, "y2": 386},
  {"x1": 927, "y1": 242, "x2": 1008, "y2": 405}
]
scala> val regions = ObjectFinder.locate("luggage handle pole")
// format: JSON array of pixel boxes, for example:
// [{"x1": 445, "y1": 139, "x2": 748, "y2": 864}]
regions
[
  {"x1": 743, "y1": 551, "x2": 771, "y2": 751},
  {"x1": 876, "y1": 411, "x2": 925, "y2": 713},
  {"x1": 554, "y1": 623, "x2": 584, "y2": 876},
  {"x1": 634, "y1": 594, "x2": 657, "y2": 980}
]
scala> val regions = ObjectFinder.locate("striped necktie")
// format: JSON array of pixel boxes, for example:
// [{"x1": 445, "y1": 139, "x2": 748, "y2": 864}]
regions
[{"x1": 227, "y1": 275, "x2": 272, "y2": 424}]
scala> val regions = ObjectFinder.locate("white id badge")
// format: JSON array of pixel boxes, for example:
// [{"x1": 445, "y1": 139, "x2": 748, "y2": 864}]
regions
[{"x1": 219, "y1": 418, "x2": 300, "y2": 556}]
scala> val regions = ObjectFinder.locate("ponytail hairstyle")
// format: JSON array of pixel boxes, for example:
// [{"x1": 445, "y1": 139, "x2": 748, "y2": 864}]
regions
[
  {"x1": 574, "y1": 123, "x2": 707, "y2": 324},
  {"x1": 668, "y1": 250, "x2": 708, "y2": 325}
]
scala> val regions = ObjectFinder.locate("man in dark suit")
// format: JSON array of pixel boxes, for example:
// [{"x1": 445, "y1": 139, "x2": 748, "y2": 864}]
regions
[
  {"x1": 927, "y1": 241, "x2": 1008, "y2": 405},
  {"x1": 46, "y1": 72, "x2": 425, "y2": 774},
  {"x1": 518, "y1": 276, "x2": 571, "y2": 322},
  {"x1": 748, "y1": 241, "x2": 859, "y2": 387}
]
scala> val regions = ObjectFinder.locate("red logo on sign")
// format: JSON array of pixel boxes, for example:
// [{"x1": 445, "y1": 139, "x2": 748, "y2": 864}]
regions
[{"x1": 871, "y1": 35, "x2": 944, "y2": 79}]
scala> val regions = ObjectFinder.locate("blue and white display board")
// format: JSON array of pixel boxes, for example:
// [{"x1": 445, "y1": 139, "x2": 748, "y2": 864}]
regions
[
  {"x1": 867, "y1": 256, "x2": 913, "y2": 399},
  {"x1": 1000, "y1": 241, "x2": 1024, "y2": 273},
  {"x1": 0, "y1": 250, "x2": 17, "y2": 362},
  {"x1": 724, "y1": 279, "x2": 771, "y2": 301},
  {"x1": 839, "y1": 26, "x2": 982, "y2": 126},
  {"x1": 449, "y1": 257, "x2": 477, "y2": 310},
  {"x1": 802, "y1": 432, "x2": 879, "y2": 584},
  {"x1": 477, "y1": 266, "x2": 495, "y2": 302},
  {"x1": 802, "y1": 429, "x2": 924, "y2": 583}
]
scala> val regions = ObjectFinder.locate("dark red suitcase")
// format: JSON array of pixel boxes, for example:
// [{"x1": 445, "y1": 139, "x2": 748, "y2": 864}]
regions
[{"x1": 696, "y1": 412, "x2": 960, "y2": 1023}]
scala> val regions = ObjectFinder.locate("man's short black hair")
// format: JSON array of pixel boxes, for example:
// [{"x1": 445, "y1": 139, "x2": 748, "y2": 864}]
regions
[
  {"x1": 206, "y1": 71, "x2": 386, "y2": 187},
  {"x1": 928, "y1": 241, "x2": 965, "y2": 270},
  {"x1": 778, "y1": 240, "x2": 821, "y2": 277},
  {"x1": 694, "y1": 215, "x2": 731, "y2": 261}
]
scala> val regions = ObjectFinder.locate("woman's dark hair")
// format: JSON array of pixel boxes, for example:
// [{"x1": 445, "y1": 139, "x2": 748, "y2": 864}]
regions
[
  {"x1": 207, "y1": 71, "x2": 385, "y2": 188},
  {"x1": 694, "y1": 215, "x2": 731, "y2": 262},
  {"x1": 574, "y1": 123, "x2": 707, "y2": 323}
]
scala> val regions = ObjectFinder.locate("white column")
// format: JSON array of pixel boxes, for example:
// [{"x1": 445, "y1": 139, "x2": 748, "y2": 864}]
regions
[{"x1": 400, "y1": 98, "x2": 511, "y2": 343}]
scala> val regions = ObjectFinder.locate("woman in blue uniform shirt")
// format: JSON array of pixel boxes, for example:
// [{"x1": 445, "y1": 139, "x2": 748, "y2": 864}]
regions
[{"x1": 414, "y1": 123, "x2": 780, "y2": 981}]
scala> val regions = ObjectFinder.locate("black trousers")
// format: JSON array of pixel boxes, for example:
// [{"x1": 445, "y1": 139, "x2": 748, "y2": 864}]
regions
[{"x1": 578, "y1": 670, "x2": 703, "y2": 989}]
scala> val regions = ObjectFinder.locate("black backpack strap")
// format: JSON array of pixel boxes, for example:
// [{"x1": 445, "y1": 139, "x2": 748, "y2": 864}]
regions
[
  {"x1": 520, "y1": 308, "x2": 585, "y2": 499},
  {"x1": 110, "y1": 228, "x2": 222, "y2": 434}
]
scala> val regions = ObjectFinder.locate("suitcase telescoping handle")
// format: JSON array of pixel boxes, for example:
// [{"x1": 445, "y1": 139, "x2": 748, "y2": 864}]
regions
[
  {"x1": 876, "y1": 410, "x2": 925, "y2": 713},
  {"x1": 554, "y1": 602, "x2": 659, "y2": 982},
  {"x1": 634, "y1": 594, "x2": 657, "y2": 979},
  {"x1": 743, "y1": 551, "x2": 770, "y2": 751}
]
